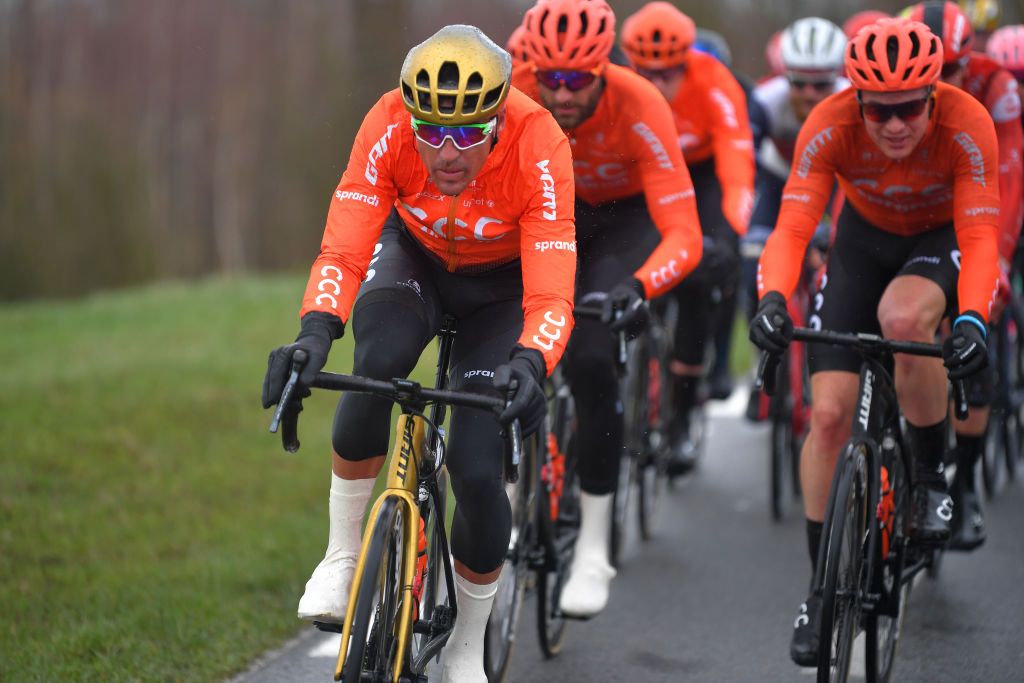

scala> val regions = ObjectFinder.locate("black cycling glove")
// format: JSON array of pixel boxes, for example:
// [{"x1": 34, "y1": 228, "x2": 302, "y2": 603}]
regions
[
  {"x1": 942, "y1": 311, "x2": 988, "y2": 381},
  {"x1": 261, "y1": 311, "x2": 344, "y2": 409},
  {"x1": 749, "y1": 290, "x2": 793, "y2": 354},
  {"x1": 602, "y1": 278, "x2": 649, "y2": 339},
  {"x1": 493, "y1": 346, "x2": 547, "y2": 437}
]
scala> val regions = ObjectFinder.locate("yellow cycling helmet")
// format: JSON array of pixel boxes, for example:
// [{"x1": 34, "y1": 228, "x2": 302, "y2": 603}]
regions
[
  {"x1": 400, "y1": 25, "x2": 512, "y2": 125},
  {"x1": 957, "y1": 0, "x2": 1001, "y2": 32}
]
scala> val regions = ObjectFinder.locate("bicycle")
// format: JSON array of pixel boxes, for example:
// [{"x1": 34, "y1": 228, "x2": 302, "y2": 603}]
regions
[
  {"x1": 483, "y1": 364, "x2": 579, "y2": 680},
  {"x1": 982, "y1": 289, "x2": 1024, "y2": 495},
  {"x1": 759, "y1": 327, "x2": 967, "y2": 683},
  {"x1": 269, "y1": 317, "x2": 523, "y2": 683}
]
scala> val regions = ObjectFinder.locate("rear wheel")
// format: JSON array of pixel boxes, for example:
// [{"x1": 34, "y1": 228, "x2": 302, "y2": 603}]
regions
[
  {"x1": 817, "y1": 446, "x2": 869, "y2": 683},
  {"x1": 342, "y1": 497, "x2": 405, "y2": 683}
]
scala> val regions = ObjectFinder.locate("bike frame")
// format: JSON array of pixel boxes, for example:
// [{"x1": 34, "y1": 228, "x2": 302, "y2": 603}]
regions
[
  {"x1": 334, "y1": 319, "x2": 461, "y2": 682},
  {"x1": 812, "y1": 353, "x2": 901, "y2": 614}
]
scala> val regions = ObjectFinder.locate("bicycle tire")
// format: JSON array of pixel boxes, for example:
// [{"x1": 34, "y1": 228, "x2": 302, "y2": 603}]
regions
[
  {"x1": 537, "y1": 425, "x2": 578, "y2": 658},
  {"x1": 484, "y1": 440, "x2": 537, "y2": 682},
  {"x1": 864, "y1": 441, "x2": 911, "y2": 683},
  {"x1": 609, "y1": 452, "x2": 634, "y2": 568},
  {"x1": 638, "y1": 338, "x2": 668, "y2": 541},
  {"x1": 981, "y1": 411, "x2": 1002, "y2": 497},
  {"x1": 769, "y1": 348, "x2": 793, "y2": 521},
  {"x1": 817, "y1": 446, "x2": 869, "y2": 683},
  {"x1": 342, "y1": 496, "x2": 404, "y2": 683}
]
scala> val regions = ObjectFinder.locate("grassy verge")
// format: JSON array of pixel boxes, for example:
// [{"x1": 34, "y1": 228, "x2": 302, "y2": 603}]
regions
[
  {"x1": 0, "y1": 276, "x2": 753, "y2": 681},
  {"x1": 0, "y1": 274, "x2": 437, "y2": 682}
]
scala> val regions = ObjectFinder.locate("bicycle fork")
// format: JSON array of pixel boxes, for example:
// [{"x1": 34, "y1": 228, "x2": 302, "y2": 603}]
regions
[{"x1": 335, "y1": 415, "x2": 426, "y2": 683}]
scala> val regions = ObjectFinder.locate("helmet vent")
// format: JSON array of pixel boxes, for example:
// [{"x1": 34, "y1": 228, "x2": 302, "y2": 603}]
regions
[
  {"x1": 462, "y1": 93, "x2": 479, "y2": 112},
  {"x1": 652, "y1": 29, "x2": 663, "y2": 43},
  {"x1": 438, "y1": 61, "x2": 460, "y2": 90},
  {"x1": 401, "y1": 82, "x2": 414, "y2": 107},
  {"x1": 467, "y1": 72, "x2": 483, "y2": 90},
  {"x1": 416, "y1": 68, "x2": 431, "y2": 88},
  {"x1": 482, "y1": 84, "x2": 504, "y2": 109}
]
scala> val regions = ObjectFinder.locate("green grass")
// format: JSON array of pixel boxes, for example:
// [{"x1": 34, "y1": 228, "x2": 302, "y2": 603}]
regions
[
  {"x1": 0, "y1": 275, "x2": 753, "y2": 681},
  {"x1": 0, "y1": 274, "x2": 440, "y2": 682}
]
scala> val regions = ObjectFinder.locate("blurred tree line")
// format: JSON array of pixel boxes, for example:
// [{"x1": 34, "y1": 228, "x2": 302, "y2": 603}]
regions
[{"x1": 2, "y1": 0, "x2": 1017, "y2": 301}]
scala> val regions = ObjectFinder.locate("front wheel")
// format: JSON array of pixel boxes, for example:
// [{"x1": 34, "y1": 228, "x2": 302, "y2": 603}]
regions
[
  {"x1": 817, "y1": 446, "x2": 869, "y2": 683},
  {"x1": 341, "y1": 497, "x2": 405, "y2": 683},
  {"x1": 484, "y1": 441, "x2": 537, "y2": 682}
]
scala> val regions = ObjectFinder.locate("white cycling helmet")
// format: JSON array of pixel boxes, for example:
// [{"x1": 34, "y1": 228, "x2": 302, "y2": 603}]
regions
[{"x1": 781, "y1": 17, "x2": 846, "y2": 73}]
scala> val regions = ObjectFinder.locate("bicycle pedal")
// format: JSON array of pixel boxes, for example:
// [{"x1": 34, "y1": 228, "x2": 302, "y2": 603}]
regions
[{"x1": 312, "y1": 620, "x2": 343, "y2": 634}]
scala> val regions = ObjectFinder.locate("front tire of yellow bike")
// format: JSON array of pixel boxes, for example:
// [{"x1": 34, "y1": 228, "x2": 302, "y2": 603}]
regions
[{"x1": 340, "y1": 497, "x2": 405, "y2": 683}]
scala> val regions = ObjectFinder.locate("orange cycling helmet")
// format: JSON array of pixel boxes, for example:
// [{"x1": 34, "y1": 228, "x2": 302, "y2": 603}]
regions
[
  {"x1": 620, "y1": 2, "x2": 696, "y2": 69},
  {"x1": 507, "y1": 25, "x2": 531, "y2": 67},
  {"x1": 842, "y1": 10, "x2": 890, "y2": 40},
  {"x1": 903, "y1": 1, "x2": 973, "y2": 64},
  {"x1": 987, "y1": 25, "x2": 1024, "y2": 79},
  {"x1": 846, "y1": 17, "x2": 943, "y2": 91},
  {"x1": 522, "y1": 0, "x2": 616, "y2": 71}
]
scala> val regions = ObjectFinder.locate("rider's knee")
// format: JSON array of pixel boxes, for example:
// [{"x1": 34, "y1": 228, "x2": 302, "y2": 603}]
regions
[
  {"x1": 877, "y1": 306, "x2": 934, "y2": 343},
  {"x1": 810, "y1": 398, "x2": 852, "y2": 450}
]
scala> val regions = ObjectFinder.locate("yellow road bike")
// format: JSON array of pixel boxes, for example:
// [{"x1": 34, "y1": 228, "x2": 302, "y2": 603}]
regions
[{"x1": 270, "y1": 317, "x2": 522, "y2": 682}]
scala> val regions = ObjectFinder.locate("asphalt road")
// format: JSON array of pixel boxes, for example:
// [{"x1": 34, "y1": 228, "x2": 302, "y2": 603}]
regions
[{"x1": 232, "y1": 390, "x2": 1024, "y2": 683}]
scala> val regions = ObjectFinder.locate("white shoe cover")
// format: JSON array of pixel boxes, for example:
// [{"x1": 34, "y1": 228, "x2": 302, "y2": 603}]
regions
[
  {"x1": 296, "y1": 554, "x2": 356, "y2": 622},
  {"x1": 558, "y1": 491, "x2": 616, "y2": 618},
  {"x1": 296, "y1": 473, "x2": 372, "y2": 623},
  {"x1": 558, "y1": 553, "x2": 616, "y2": 618},
  {"x1": 439, "y1": 574, "x2": 497, "y2": 683}
]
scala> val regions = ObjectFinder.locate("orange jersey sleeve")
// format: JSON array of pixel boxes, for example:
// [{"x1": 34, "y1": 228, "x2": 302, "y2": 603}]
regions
[
  {"x1": 300, "y1": 89, "x2": 577, "y2": 371},
  {"x1": 511, "y1": 107, "x2": 577, "y2": 374},
  {"x1": 300, "y1": 93, "x2": 402, "y2": 324},
  {"x1": 760, "y1": 84, "x2": 1001, "y2": 319},
  {"x1": 671, "y1": 53, "x2": 755, "y2": 229},
  {"x1": 983, "y1": 68, "x2": 1023, "y2": 263},
  {"x1": 514, "y1": 64, "x2": 703, "y2": 298}
]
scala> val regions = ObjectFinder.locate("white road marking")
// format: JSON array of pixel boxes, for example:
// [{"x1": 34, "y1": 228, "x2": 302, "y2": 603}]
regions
[
  {"x1": 707, "y1": 385, "x2": 750, "y2": 419},
  {"x1": 308, "y1": 633, "x2": 341, "y2": 658}
]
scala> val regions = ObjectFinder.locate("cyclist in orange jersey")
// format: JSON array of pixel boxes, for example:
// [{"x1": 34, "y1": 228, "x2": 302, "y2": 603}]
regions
[
  {"x1": 621, "y1": 1, "x2": 755, "y2": 470},
  {"x1": 517, "y1": 0, "x2": 703, "y2": 618},
  {"x1": 260, "y1": 25, "x2": 576, "y2": 683},
  {"x1": 507, "y1": 24, "x2": 530, "y2": 67},
  {"x1": 749, "y1": 18, "x2": 1000, "y2": 666},
  {"x1": 842, "y1": 10, "x2": 891, "y2": 40},
  {"x1": 906, "y1": 0, "x2": 1023, "y2": 550}
]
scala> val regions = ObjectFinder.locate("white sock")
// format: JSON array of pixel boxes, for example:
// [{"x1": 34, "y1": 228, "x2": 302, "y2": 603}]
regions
[
  {"x1": 441, "y1": 573, "x2": 498, "y2": 683},
  {"x1": 574, "y1": 491, "x2": 613, "y2": 565},
  {"x1": 323, "y1": 473, "x2": 374, "y2": 562}
]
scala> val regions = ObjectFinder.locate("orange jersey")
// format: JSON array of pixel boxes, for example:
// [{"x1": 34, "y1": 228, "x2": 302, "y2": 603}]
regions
[
  {"x1": 963, "y1": 53, "x2": 1024, "y2": 263},
  {"x1": 299, "y1": 88, "x2": 577, "y2": 373},
  {"x1": 760, "y1": 83, "x2": 1000, "y2": 320},
  {"x1": 669, "y1": 51, "x2": 755, "y2": 199},
  {"x1": 513, "y1": 63, "x2": 702, "y2": 298}
]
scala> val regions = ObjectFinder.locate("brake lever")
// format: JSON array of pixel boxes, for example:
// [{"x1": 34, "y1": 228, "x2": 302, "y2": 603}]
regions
[
  {"x1": 952, "y1": 378, "x2": 969, "y2": 421},
  {"x1": 503, "y1": 378, "x2": 522, "y2": 484},
  {"x1": 270, "y1": 348, "x2": 308, "y2": 434},
  {"x1": 755, "y1": 350, "x2": 780, "y2": 396}
]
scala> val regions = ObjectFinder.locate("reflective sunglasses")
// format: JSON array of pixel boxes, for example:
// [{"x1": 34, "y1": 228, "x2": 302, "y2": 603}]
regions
[
  {"x1": 534, "y1": 67, "x2": 602, "y2": 92},
  {"x1": 788, "y1": 76, "x2": 836, "y2": 92},
  {"x1": 857, "y1": 93, "x2": 932, "y2": 123},
  {"x1": 636, "y1": 65, "x2": 687, "y2": 82},
  {"x1": 410, "y1": 116, "x2": 496, "y2": 150}
]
